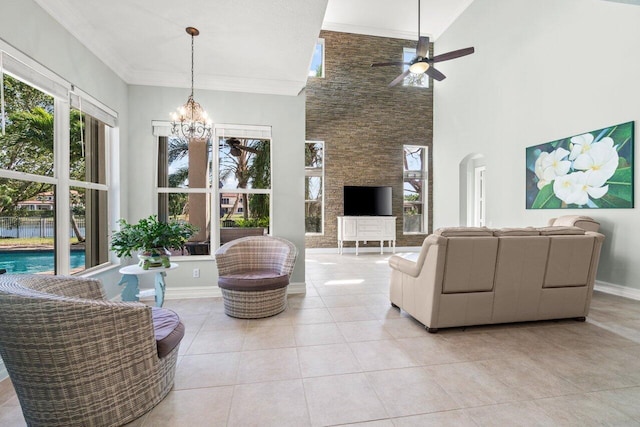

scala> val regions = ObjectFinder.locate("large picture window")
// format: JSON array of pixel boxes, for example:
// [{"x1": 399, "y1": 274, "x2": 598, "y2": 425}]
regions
[
  {"x1": 0, "y1": 51, "x2": 115, "y2": 274},
  {"x1": 305, "y1": 141, "x2": 324, "y2": 234},
  {"x1": 403, "y1": 145, "x2": 429, "y2": 234},
  {"x1": 157, "y1": 124, "x2": 272, "y2": 254}
]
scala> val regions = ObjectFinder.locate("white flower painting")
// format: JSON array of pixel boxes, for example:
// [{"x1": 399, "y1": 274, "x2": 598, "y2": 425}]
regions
[{"x1": 526, "y1": 122, "x2": 634, "y2": 209}]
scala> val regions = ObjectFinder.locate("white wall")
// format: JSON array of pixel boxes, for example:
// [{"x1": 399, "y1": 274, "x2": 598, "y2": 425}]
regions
[
  {"x1": 434, "y1": 0, "x2": 640, "y2": 290},
  {"x1": 127, "y1": 85, "x2": 306, "y2": 291}
]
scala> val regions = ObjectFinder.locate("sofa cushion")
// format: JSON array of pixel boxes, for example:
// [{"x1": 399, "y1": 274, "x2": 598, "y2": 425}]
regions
[
  {"x1": 442, "y1": 237, "x2": 498, "y2": 293},
  {"x1": 543, "y1": 236, "x2": 595, "y2": 288},
  {"x1": 151, "y1": 307, "x2": 185, "y2": 358},
  {"x1": 218, "y1": 269, "x2": 289, "y2": 291},
  {"x1": 538, "y1": 226, "x2": 585, "y2": 235},
  {"x1": 494, "y1": 227, "x2": 540, "y2": 236},
  {"x1": 435, "y1": 227, "x2": 494, "y2": 237}
]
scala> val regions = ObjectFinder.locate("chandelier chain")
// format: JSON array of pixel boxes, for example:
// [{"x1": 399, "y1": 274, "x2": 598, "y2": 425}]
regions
[{"x1": 190, "y1": 32, "x2": 195, "y2": 99}]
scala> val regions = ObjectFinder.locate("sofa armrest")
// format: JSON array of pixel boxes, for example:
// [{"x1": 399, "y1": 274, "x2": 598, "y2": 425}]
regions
[
  {"x1": 389, "y1": 255, "x2": 421, "y2": 277},
  {"x1": 388, "y1": 234, "x2": 446, "y2": 278}
]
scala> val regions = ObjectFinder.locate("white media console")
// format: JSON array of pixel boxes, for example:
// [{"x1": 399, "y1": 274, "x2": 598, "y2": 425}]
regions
[{"x1": 337, "y1": 216, "x2": 396, "y2": 255}]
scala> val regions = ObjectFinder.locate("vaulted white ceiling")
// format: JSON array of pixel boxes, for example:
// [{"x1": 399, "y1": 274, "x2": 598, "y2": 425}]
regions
[{"x1": 34, "y1": 0, "x2": 474, "y2": 96}]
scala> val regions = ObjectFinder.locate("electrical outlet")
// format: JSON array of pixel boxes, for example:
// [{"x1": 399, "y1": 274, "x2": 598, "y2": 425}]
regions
[{"x1": 192, "y1": 268, "x2": 200, "y2": 278}]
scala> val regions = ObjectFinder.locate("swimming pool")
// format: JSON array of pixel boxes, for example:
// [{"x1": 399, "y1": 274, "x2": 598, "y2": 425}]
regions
[{"x1": 0, "y1": 250, "x2": 85, "y2": 274}]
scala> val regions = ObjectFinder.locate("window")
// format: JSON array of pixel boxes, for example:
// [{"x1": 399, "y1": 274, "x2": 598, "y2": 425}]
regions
[
  {"x1": 309, "y1": 39, "x2": 325, "y2": 78},
  {"x1": 305, "y1": 141, "x2": 324, "y2": 234},
  {"x1": 218, "y1": 129, "x2": 271, "y2": 245},
  {"x1": 402, "y1": 48, "x2": 429, "y2": 88},
  {"x1": 156, "y1": 124, "x2": 272, "y2": 253},
  {"x1": 157, "y1": 135, "x2": 213, "y2": 255},
  {"x1": 403, "y1": 145, "x2": 428, "y2": 234},
  {"x1": 0, "y1": 50, "x2": 115, "y2": 274}
]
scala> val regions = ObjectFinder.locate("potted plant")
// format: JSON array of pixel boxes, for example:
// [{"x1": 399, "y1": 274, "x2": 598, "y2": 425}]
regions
[{"x1": 111, "y1": 215, "x2": 197, "y2": 269}]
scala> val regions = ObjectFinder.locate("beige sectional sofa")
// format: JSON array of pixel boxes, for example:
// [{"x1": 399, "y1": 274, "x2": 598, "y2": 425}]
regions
[{"x1": 389, "y1": 226, "x2": 605, "y2": 332}]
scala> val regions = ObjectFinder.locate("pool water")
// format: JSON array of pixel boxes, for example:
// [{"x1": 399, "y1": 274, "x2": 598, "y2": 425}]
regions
[{"x1": 0, "y1": 250, "x2": 85, "y2": 274}]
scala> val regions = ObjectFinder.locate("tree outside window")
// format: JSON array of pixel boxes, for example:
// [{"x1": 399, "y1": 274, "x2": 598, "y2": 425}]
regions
[
  {"x1": 305, "y1": 141, "x2": 323, "y2": 234},
  {"x1": 0, "y1": 72, "x2": 111, "y2": 274},
  {"x1": 157, "y1": 129, "x2": 272, "y2": 253},
  {"x1": 403, "y1": 145, "x2": 428, "y2": 233},
  {"x1": 219, "y1": 136, "x2": 271, "y2": 234}
]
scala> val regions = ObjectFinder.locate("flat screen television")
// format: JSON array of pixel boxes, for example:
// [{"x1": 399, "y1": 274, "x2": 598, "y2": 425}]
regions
[{"x1": 344, "y1": 186, "x2": 392, "y2": 216}]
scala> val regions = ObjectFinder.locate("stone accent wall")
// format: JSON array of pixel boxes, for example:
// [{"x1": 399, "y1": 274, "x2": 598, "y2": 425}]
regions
[{"x1": 305, "y1": 31, "x2": 433, "y2": 249}]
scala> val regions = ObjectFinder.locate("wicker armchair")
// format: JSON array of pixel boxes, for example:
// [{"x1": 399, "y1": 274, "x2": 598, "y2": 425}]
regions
[
  {"x1": 215, "y1": 236, "x2": 297, "y2": 318},
  {"x1": 0, "y1": 274, "x2": 182, "y2": 427}
]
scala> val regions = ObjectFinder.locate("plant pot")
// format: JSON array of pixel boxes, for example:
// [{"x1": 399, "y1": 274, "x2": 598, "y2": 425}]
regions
[{"x1": 138, "y1": 248, "x2": 171, "y2": 270}]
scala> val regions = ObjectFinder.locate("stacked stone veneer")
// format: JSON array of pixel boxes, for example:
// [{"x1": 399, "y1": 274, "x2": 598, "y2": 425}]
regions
[{"x1": 305, "y1": 30, "x2": 433, "y2": 249}]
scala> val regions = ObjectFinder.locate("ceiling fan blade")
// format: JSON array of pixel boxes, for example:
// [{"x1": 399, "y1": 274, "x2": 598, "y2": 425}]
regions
[
  {"x1": 431, "y1": 47, "x2": 475, "y2": 63},
  {"x1": 416, "y1": 36, "x2": 429, "y2": 58},
  {"x1": 388, "y1": 69, "x2": 411, "y2": 87},
  {"x1": 426, "y1": 66, "x2": 446, "y2": 81},
  {"x1": 371, "y1": 61, "x2": 408, "y2": 67}
]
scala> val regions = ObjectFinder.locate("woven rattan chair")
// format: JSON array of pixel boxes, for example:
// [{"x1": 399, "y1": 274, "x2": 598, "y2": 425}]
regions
[
  {"x1": 215, "y1": 236, "x2": 297, "y2": 318},
  {"x1": 0, "y1": 274, "x2": 183, "y2": 427}
]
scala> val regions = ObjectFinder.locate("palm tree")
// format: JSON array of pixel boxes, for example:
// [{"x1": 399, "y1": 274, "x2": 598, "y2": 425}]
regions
[
  {"x1": 219, "y1": 138, "x2": 270, "y2": 222},
  {"x1": 0, "y1": 74, "x2": 89, "y2": 242}
]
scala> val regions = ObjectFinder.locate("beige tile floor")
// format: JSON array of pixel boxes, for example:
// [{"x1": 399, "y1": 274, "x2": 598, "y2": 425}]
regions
[{"x1": 2, "y1": 252, "x2": 640, "y2": 426}]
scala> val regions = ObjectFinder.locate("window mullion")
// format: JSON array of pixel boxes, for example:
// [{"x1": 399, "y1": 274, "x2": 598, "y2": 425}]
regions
[{"x1": 55, "y1": 98, "x2": 71, "y2": 274}]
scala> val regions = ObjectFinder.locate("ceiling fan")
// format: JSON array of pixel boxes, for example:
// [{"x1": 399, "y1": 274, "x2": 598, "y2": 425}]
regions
[
  {"x1": 223, "y1": 137, "x2": 260, "y2": 157},
  {"x1": 371, "y1": 0, "x2": 475, "y2": 87}
]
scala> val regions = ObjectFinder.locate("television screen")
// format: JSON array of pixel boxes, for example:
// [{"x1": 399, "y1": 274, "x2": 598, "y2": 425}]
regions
[{"x1": 344, "y1": 186, "x2": 392, "y2": 216}]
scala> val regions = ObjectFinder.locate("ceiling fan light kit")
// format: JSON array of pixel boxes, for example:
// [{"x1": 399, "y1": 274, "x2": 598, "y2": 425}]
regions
[
  {"x1": 409, "y1": 61, "x2": 429, "y2": 74},
  {"x1": 371, "y1": 0, "x2": 475, "y2": 87},
  {"x1": 171, "y1": 26, "x2": 213, "y2": 140}
]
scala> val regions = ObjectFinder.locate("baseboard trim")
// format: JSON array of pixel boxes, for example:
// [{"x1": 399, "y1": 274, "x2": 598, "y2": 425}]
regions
[
  {"x1": 595, "y1": 280, "x2": 640, "y2": 301},
  {"x1": 163, "y1": 282, "x2": 307, "y2": 300},
  {"x1": 306, "y1": 246, "x2": 421, "y2": 254}
]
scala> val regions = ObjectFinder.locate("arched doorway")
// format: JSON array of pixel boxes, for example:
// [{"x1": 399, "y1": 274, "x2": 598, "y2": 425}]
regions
[{"x1": 459, "y1": 153, "x2": 486, "y2": 226}]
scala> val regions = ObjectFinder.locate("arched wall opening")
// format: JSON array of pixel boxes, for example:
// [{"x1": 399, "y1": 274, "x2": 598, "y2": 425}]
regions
[{"x1": 459, "y1": 153, "x2": 486, "y2": 226}]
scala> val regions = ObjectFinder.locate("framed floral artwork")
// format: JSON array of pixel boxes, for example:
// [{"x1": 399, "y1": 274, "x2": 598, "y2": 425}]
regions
[{"x1": 526, "y1": 121, "x2": 634, "y2": 209}]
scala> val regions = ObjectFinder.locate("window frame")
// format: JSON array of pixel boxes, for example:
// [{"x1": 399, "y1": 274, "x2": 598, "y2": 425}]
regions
[
  {"x1": 403, "y1": 144, "x2": 429, "y2": 235},
  {"x1": 402, "y1": 47, "x2": 430, "y2": 88},
  {"x1": 305, "y1": 140, "x2": 324, "y2": 235},
  {"x1": 154, "y1": 123, "x2": 273, "y2": 257},
  {"x1": 309, "y1": 38, "x2": 325, "y2": 78},
  {"x1": 0, "y1": 45, "x2": 118, "y2": 275}
]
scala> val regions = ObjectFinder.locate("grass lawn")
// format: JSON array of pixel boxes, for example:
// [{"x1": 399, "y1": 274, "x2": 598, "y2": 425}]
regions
[{"x1": 0, "y1": 237, "x2": 81, "y2": 249}]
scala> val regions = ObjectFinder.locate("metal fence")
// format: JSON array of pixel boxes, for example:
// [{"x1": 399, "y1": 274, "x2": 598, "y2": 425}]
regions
[{"x1": 0, "y1": 217, "x2": 86, "y2": 239}]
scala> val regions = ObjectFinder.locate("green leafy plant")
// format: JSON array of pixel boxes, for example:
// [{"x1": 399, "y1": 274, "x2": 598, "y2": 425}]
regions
[
  {"x1": 110, "y1": 215, "x2": 197, "y2": 258},
  {"x1": 234, "y1": 217, "x2": 269, "y2": 228}
]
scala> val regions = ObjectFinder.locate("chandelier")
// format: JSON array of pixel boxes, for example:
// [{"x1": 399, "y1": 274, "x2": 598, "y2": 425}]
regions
[{"x1": 171, "y1": 27, "x2": 212, "y2": 140}]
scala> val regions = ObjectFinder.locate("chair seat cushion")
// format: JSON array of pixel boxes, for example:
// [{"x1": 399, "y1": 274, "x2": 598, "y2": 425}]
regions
[
  {"x1": 151, "y1": 307, "x2": 185, "y2": 358},
  {"x1": 218, "y1": 269, "x2": 289, "y2": 291}
]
